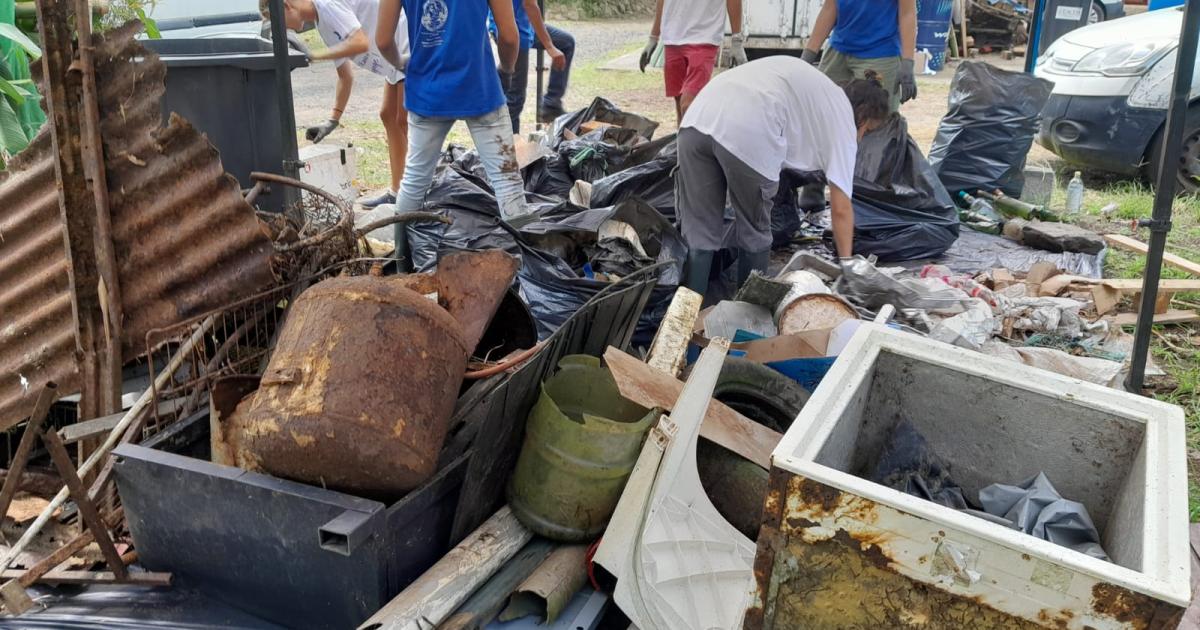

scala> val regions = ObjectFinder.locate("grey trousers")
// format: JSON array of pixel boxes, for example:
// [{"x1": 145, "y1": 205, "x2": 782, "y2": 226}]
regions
[{"x1": 675, "y1": 127, "x2": 779, "y2": 252}]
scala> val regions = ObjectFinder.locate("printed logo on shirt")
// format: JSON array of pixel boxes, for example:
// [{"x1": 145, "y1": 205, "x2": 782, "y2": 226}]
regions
[{"x1": 419, "y1": 0, "x2": 448, "y2": 48}]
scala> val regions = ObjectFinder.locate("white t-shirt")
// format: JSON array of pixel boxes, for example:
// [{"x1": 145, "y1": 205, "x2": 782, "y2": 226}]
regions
[
  {"x1": 315, "y1": 0, "x2": 408, "y2": 83},
  {"x1": 661, "y1": 0, "x2": 728, "y2": 46},
  {"x1": 681, "y1": 56, "x2": 858, "y2": 197}
]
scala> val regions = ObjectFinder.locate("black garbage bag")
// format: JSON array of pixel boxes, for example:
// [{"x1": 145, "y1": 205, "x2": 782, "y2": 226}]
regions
[
  {"x1": 589, "y1": 135, "x2": 679, "y2": 222},
  {"x1": 558, "y1": 127, "x2": 648, "y2": 183},
  {"x1": 523, "y1": 152, "x2": 575, "y2": 199},
  {"x1": 548, "y1": 97, "x2": 659, "y2": 149},
  {"x1": 853, "y1": 116, "x2": 960, "y2": 262},
  {"x1": 871, "y1": 417, "x2": 969, "y2": 510},
  {"x1": 928, "y1": 61, "x2": 1053, "y2": 198}
]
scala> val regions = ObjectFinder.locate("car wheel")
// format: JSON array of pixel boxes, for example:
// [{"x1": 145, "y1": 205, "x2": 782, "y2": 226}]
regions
[
  {"x1": 1088, "y1": 0, "x2": 1104, "y2": 24},
  {"x1": 1147, "y1": 106, "x2": 1200, "y2": 196}
]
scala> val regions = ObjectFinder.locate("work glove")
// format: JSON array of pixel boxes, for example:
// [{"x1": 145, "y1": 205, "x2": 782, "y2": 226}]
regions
[
  {"x1": 498, "y1": 69, "x2": 514, "y2": 92},
  {"x1": 397, "y1": 51, "x2": 411, "y2": 72},
  {"x1": 898, "y1": 58, "x2": 917, "y2": 104},
  {"x1": 305, "y1": 118, "x2": 339, "y2": 143},
  {"x1": 801, "y1": 48, "x2": 820, "y2": 66},
  {"x1": 639, "y1": 35, "x2": 659, "y2": 73},
  {"x1": 729, "y1": 32, "x2": 748, "y2": 67}
]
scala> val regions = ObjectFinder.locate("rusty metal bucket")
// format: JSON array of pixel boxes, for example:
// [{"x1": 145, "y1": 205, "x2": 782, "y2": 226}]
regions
[{"x1": 225, "y1": 250, "x2": 518, "y2": 498}]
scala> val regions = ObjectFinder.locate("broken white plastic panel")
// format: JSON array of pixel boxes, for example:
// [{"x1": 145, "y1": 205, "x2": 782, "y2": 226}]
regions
[
  {"x1": 773, "y1": 324, "x2": 1190, "y2": 624},
  {"x1": 599, "y1": 338, "x2": 757, "y2": 630}
]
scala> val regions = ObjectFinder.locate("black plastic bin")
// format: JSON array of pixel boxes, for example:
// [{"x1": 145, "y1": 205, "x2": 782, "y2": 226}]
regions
[
  {"x1": 142, "y1": 37, "x2": 307, "y2": 211},
  {"x1": 112, "y1": 267, "x2": 662, "y2": 629}
]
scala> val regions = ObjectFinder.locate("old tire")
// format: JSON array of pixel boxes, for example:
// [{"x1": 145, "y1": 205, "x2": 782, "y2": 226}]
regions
[
  {"x1": 1147, "y1": 104, "x2": 1200, "y2": 196},
  {"x1": 711, "y1": 357, "x2": 811, "y2": 434}
]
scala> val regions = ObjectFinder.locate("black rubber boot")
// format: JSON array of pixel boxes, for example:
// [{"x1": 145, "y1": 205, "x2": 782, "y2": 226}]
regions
[
  {"x1": 683, "y1": 249, "x2": 716, "y2": 295},
  {"x1": 736, "y1": 249, "x2": 770, "y2": 288}
]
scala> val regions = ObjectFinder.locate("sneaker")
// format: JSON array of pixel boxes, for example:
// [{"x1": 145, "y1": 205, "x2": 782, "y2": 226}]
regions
[
  {"x1": 538, "y1": 103, "x2": 566, "y2": 124},
  {"x1": 358, "y1": 190, "x2": 396, "y2": 208}
]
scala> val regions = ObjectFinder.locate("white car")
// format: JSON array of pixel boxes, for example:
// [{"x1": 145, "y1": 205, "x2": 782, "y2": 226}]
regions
[{"x1": 1034, "y1": 7, "x2": 1199, "y2": 193}]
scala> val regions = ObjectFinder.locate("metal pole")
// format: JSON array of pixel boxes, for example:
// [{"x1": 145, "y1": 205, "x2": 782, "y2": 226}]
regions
[
  {"x1": 535, "y1": 0, "x2": 546, "y2": 130},
  {"x1": 1024, "y1": 0, "x2": 1046, "y2": 73},
  {"x1": 1126, "y1": 0, "x2": 1200, "y2": 392},
  {"x1": 268, "y1": 0, "x2": 300, "y2": 209}
]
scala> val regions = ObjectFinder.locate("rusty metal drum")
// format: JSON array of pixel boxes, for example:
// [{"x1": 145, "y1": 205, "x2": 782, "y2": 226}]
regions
[{"x1": 226, "y1": 275, "x2": 470, "y2": 498}]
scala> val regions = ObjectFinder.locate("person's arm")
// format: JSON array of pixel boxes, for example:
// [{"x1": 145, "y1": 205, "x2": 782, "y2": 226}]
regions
[
  {"x1": 829, "y1": 184, "x2": 854, "y2": 257},
  {"x1": 805, "y1": 0, "x2": 837, "y2": 57},
  {"x1": 376, "y1": 0, "x2": 405, "y2": 68},
  {"x1": 332, "y1": 62, "x2": 353, "y2": 119},
  {"x1": 311, "y1": 28, "x2": 370, "y2": 61},
  {"x1": 640, "y1": 0, "x2": 664, "y2": 72},
  {"x1": 651, "y1": 0, "x2": 664, "y2": 37},
  {"x1": 489, "y1": 0, "x2": 520, "y2": 73},
  {"x1": 726, "y1": 0, "x2": 742, "y2": 34},
  {"x1": 523, "y1": 0, "x2": 565, "y2": 70},
  {"x1": 898, "y1": 0, "x2": 916, "y2": 60}
]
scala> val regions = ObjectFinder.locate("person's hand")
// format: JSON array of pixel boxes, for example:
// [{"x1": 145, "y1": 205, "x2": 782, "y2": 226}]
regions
[
  {"x1": 898, "y1": 58, "x2": 918, "y2": 103},
  {"x1": 547, "y1": 45, "x2": 567, "y2": 71},
  {"x1": 801, "y1": 48, "x2": 820, "y2": 66},
  {"x1": 305, "y1": 119, "x2": 339, "y2": 143},
  {"x1": 729, "y1": 32, "x2": 748, "y2": 67},
  {"x1": 638, "y1": 35, "x2": 659, "y2": 73}
]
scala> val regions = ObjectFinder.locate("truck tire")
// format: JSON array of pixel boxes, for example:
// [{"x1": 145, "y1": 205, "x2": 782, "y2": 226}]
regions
[
  {"x1": 1147, "y1": 104, "x2": 1200, "y2": 196},
  {"x1": 710, "y1": 357, "x2": 811, "y2": 434}
]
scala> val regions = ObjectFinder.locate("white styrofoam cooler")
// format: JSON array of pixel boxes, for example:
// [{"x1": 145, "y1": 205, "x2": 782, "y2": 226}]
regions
[
  {"x1": 298, "y1": 143, "x2": 360, "y2": 205},
  {"x1": 745, "y1": 325, "x2": 1189, "y2": 630}
]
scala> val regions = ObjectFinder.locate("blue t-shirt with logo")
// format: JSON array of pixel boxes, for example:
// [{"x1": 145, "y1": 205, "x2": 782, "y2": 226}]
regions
[
  {"x1": 403, "y1": 0, "x2": 506, "y2": 118},
  {"x1": 829, "y1": 0, "x2": 901, "y2": 59},
  {"x1": 488, "y1": 1, "x2": 535, "y2": 50}
]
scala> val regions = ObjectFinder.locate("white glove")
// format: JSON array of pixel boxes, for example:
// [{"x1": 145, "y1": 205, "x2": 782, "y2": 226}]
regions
[
  {"x1": 639, "y1": 35, "x2": 659, "y2": 73},
  {"x1": 730, "y1": 32, "x2": 748, "y2": 67}
]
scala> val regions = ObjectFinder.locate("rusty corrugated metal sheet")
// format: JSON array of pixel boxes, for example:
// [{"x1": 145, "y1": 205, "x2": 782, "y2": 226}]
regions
[{"x1": 0, "y1": 23, "x2": 276, "y2": 430}]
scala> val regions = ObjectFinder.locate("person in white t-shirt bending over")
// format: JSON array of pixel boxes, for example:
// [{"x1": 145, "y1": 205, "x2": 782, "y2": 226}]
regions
[
  {"x1": 638, "y1": 0, "x2": 747, "y2": 124},
  {"x1": 279, "y1": 0, "x2": 410, "y2": 208},
  {"x1": 675, "y1": 56, "x2": 891, "y2": 296}
]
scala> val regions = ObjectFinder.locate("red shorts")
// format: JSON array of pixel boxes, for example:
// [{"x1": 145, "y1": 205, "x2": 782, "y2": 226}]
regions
[{"x1": 663, "y1": 44, "x2": 719, "y2": 98}]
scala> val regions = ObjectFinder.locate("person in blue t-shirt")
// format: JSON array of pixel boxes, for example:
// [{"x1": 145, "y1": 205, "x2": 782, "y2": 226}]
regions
[
  {"x1": 488, "y1": 0, "x2": 575, "y2": 133},
  {"x1": 376, "y1": 0, "x2": 534, "y2": 228},
  {"x1": 802, "y1": 0, "x2": 918, "y2": 112}
]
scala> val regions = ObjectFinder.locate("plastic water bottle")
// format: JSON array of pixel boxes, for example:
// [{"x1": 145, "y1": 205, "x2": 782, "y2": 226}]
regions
[{"x1": 1066, "y1": 171, "x2": 1085, "y2": 214}]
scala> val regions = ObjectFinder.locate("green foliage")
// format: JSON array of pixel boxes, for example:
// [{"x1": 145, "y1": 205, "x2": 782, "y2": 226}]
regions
[{"x1": 100, "y1": 0, "x2": 160, "y2": 37}]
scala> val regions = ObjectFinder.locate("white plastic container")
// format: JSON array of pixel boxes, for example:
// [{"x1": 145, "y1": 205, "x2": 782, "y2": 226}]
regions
[{"x1": 745, "y1": 325, "x2": 1189, "y2": 630}]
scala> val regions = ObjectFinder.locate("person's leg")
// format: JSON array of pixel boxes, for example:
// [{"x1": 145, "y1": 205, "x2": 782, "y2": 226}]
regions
[
  {"x1": 712, "y1": 139, "x2": 777, "y2": 285},
  {"x1": 381, "y1": 80, "x2": 409, "y2": 194},
  {"x1": 396, "y1": 112, "x2": 454, "y2": 214},
  {"x1": 817, "y1": 48, "x2": 855, "y2": 84},
  {"x1": 662, "y1": 45, "x2": 686, "y2": 124},
  {"x1": 504, "y1": 47, "x2": 531, "y2": 133},
  {"x1": 848, "y1": 54, "x2": 902, "y2": 113},
  {"x1": 678, "y1": 44, "x2": 719, "y2": 121},
  {"x1": 675, "y1": 127, "x2": 730, "y2": 294},
  {"x1": 540, "y1": 25, "x2": 574, "y2": 116},
  {"x1": 465, "y1": 106, "x2": 530, "y2": 222}
]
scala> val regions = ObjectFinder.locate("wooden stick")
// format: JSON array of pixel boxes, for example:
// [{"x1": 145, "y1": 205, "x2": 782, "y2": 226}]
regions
[
  {"x1": 39, "y1": 429, "x2": 127, "y2": 580},
  {"x1": 1104, "y1": 234, "x2": 1200, "y2": 277},
  {"x1": 645, "y1": 287, "x2": 703, "y2": 378},
  {"x1": 2, "y1": 569, "x2": 171, "y2": 587},
  {"x1": 0, "y1": 316, "x2": 214, "y2": 574},
  {"x1": 0, "y1": 384, "x2": 58, "y2": 522}
]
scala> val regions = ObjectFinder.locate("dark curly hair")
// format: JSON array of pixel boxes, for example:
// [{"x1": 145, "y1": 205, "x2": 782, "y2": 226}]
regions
[{"x1": 841, "y1": 70, "x2": 891, "y2": 128}]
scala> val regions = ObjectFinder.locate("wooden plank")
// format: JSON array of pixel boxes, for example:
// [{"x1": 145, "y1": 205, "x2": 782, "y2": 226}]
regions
[
  {"x1": 59, "y1": 413, "x2": 122, "y2": 445},
  {"x1": 604, "y1": 346, "x2": 781, "y2": 469},
  {"x1": 359, "y1": 506, "x2": 532, "y2": 630},
  {"x1": 1101, "y1": 279, "x2": 1200, "y2": 292},
  {"x1": 0, "y1": 385, "x2": 57, "y2": 522},
  {"x1": 0, "y1": 569, "x2": 171, "y2": 587},
  {"x1": 1104, "y1": 234, "x2": 1200, "y2": 277},
  {"x1": 1112, "y1": 309, "x2": 1200, "y2": 326},
  {"x1": 645, "y1": 287, "x2": 703, "y2": 378},
  {"x1": 40, "y1": 429, "x2": 127, "y2": 580}
]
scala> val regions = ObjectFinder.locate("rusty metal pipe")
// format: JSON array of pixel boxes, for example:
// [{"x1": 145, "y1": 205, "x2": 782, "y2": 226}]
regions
[{"x1": 464, "y1": 343, "x2": 544, "y2": 380}]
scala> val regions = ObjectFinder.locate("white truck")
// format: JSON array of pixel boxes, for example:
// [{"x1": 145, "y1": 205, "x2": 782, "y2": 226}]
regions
[{"x1": 739, "y1": 0, "x2": 826, "y2": 55}]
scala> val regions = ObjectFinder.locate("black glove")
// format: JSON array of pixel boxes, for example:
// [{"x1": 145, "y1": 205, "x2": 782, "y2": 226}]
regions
[
  {"x1": 801, "y1": 48, "x2": 820, "y2": 66},
  {"x1": 305, "y1": 118, "x2": 339, "y2": 143},
  {"x1": 898, "y1": 58, "x2": 917, "y2": 104},
  {"x1": 498, "y1": 68, "x2": 514, "y2": 92}
]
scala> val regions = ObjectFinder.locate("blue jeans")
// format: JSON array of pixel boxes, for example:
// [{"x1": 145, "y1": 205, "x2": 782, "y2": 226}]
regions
[
  {"x1": 503, "y1": 25, "x2": 575, "y2": 133},
  {"x1": 397, "y1": 106, "x2": 529, "y2": 221}
]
